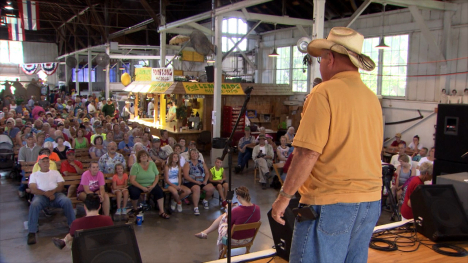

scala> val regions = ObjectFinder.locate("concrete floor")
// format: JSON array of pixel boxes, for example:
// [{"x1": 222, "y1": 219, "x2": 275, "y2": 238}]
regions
[{"x1": 0, "y1": 154, "x2": 392, "y2": 263}]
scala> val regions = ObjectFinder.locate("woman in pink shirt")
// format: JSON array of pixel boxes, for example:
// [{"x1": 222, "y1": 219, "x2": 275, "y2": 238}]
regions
[{"x1": 77, "y1": 161, "x2": 110, "y2": 216}]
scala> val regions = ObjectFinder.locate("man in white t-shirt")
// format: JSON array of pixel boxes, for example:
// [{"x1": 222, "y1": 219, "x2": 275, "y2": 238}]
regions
[
  {"x1": 27, "y1": 155, "x2": 75, "y2": 245},
  {"x1": 87, "y1": 100, "x2": 97, "y2": 114},
  {"x1": 252, "y1": 135, "x2": 274, "y2": 189},
  {"x1": 390, "y1": 142, "x2": 406, "y2": 168},
  {"x1": 418, "y1": 147, "x2": 435, "y2": 167}
]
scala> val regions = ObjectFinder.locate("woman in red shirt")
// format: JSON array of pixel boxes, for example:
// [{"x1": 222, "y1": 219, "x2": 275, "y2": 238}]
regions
[
  {"x1": 400, "y1": 162, "x2": 433, "y2": 220},
  {"x1": 194, "y1": 186, "x2": 261, "y2": 256}
]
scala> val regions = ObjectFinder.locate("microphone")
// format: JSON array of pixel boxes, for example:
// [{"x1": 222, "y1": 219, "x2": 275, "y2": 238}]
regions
[{"x1": 244, "y1": 86, "x2": 253, "y2": 95}]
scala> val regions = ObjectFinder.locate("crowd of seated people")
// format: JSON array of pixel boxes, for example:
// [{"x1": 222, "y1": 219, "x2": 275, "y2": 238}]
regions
[{"x1": 1, "y1": 92, "x2": 242, "y2": 246}]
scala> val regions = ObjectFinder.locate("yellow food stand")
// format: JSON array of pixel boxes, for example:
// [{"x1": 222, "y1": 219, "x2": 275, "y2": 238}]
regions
[{"x1": 124, "y1": 68, "x2": 246, "y2": 143}]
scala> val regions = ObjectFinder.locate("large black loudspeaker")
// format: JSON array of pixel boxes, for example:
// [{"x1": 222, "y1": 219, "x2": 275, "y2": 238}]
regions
[
  {"x1": 267, "y1": 198, "x2": 299, "y2": 261},
  {"x1": 434, "y1": 105, "x2": 468, "y2": 182},
  {"x1": 72, "y1": 224, "x2": 142, "y2": 263},
  {"x1": 410, "y1": 185, "x2": 468, "y2": 241}
]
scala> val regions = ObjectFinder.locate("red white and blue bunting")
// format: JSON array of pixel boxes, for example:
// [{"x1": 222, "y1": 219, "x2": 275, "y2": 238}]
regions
[
  {"x1": 21, "y1": 63, "x2": 59, "y2": 76},
  {"x1": 40, "y1": 63, "x2": 59, "y2": 75},
  {"x1": 21, "y1": 64, "x2": 39, "y2": 75}
]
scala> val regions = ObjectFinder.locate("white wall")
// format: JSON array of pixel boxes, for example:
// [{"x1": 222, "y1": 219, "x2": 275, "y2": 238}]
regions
[{"x1": 0, "y1": 41, "x2": 58, "y2": 87}]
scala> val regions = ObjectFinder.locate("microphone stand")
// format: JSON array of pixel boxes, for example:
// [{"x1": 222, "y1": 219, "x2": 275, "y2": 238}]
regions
[{"x1": 220, "y1": 86, "x2": 253, "y2": 262}]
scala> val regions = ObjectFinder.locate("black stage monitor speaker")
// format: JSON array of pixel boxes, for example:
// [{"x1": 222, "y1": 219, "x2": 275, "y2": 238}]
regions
[
  {"x1": 268, "y1": 198, "x2": 299, "y2": 261},
  {"x1": 72, "y1": 224, "x2": 142, "y2": 263},
  {"x1": 410, "y1": 185, "x2": 468, "y2": 242},
  {"x1": 434, "y1": 104, "x2": 468, "y2": 164}
]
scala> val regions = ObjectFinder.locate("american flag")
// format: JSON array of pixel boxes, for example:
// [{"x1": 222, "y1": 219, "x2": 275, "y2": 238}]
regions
[
  {"x1": 7, "y1": 16, "x2": 25, "y2": 41},
  {"x1": 18, "y1": 0, "x2": 40, "y2": 31}
]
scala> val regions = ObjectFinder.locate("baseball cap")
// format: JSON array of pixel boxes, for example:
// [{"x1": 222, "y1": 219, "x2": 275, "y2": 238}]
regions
[
  {"x1": 152, "y1": 138, "x2": 160, "y2": 143},
  {"x1": 95, "y1": 124, "x2": 103, "y2": 128},
  {"x1": 38, "y1": 155, "x2": 49, "y2": 160},
  {"x1": 25, "y1": 133, "x2": 34, "y2": 139},
  {"x1": 395, "y1": 133, "x2": 402, "y2": 137},
  {"x1": 83, "y1": 118, "x2": 90, "y2": 123},
  {"x1": 258, "y1": 134, "x2": 266, "y2": 140},
  {"x1": 66, "y1": 149, "x2": 75, "y2": 155},
  {"x1": 244, "y1": 126, "x2": 250, "y2": 131},
  {"x1": 107, "y1": 98, "x2": 112, "y2": 101}
]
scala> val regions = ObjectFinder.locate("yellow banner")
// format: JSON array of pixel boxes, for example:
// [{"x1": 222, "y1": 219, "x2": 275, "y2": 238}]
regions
[
  {"x1": 149, "y1": 82, "x2": 172, "y2": 93},
  {"x1": 135, "y1": 68, "x2": 152, "y2": 81},
  {"x1": 182, "y1": 82, "x2": 244, "y2": 95}
]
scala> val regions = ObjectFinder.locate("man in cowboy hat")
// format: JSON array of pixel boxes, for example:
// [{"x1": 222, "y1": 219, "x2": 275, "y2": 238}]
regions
[{"x1": 272, "y1": 27, "x2": 383, "y2": 262}]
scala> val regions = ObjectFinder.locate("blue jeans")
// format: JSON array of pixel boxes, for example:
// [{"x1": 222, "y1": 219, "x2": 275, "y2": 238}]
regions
[
  {"x1": 18, "y1": 170, "x2": 27, "y2": 192},
  {"x1": 28, "y1": 193, "x2": 76, "y2": 233},
  {"x1": 237, "y1": 148, "x2": 252, "y2": 169},
  {"x1": 290, "y1": 200, "x2": 381, "y2": 263}
]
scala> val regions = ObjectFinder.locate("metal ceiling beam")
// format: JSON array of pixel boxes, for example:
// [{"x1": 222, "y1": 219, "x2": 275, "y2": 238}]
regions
[
  {"x1": 372, "y1": 0, "x2": 457, "y2": 11},
  {"x1": 139, "y1": 0, "x2": 160, "y2": 27},
  {"x1": 58, "y1": 4, "x2": 98, "y2": 29},
  {"x1": 222, "y1": 21, "x2": 261, "y2": 61},
  {"x1": 109, "y1": 55, "x2": 162, "y2": 60},
  {"x1": 345, "y1": 0, "x2": 372, "y2": 27},
  {"x1": 296, "y1": 25, "x2": 310, "y2": 38},
  {"x1": 226, "y1": 38, "x2": 256, "y2": 69},
  {"x1": 164, "y1": 27, "x2": 260, "y2": 39},
  {"x1": 109, "y1": 23, "x2": 149, "y2": 40},
  {"x1": 187, "y1": 22, "x2": 213, "y2": 35},
  {"x1": 158, "y1": 0, "x2": 272, "y2": 32},
  {"x1": 224, "y1": 11, "x2": 313, "y2": 26}
]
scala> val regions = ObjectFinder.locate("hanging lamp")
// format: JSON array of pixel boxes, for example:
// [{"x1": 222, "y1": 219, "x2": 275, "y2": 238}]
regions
[
  {"x1": 376, "y1": 3, "x2": 390, "y2": 49},
  {"x1": 269, "y1": 24, "x2": 280, "y2": 57}
]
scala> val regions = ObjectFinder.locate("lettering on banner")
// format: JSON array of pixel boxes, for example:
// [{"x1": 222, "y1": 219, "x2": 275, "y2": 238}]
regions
[{"x1": 152, "y1": 68, "x2": 174, "y2": 82}]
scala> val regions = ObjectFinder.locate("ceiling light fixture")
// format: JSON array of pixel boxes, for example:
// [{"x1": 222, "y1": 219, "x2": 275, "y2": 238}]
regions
[
  {"x1": 5, "y1": 1, "x2": 13, "y2": 10},
  {"x1": 269, "y1": 24, "x2": 280, "y2": 57},
  {"x1": 376, "y1": 3, "x2": 390, "y2": 49},
  {"x1": 207, "y1": 55, "x2": 215, "y2": 63}
]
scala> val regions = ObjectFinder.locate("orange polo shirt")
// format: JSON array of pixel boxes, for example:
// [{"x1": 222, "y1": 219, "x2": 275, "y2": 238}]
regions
[{"x1": 292, "y1": 71, "x2": 383, "y2": 205}]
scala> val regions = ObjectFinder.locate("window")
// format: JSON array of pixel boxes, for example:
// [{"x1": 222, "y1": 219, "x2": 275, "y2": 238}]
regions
[
  {"x1": 72, "y1": 67, "x2": 96, "y2": 82},
  {"x1": 109, "y1": 67, "x2": 117, "y2": 83},
  {"x1": 274, "y1": 47, "x2": 308, "y2": 92},
  {"x1": 360, "y1": 35, "x2": 409, "y2": 97},
  {"x1": 360, "y1": 37, "x2": 380, "y2": 94},
  {"x1": 275, "y1": 47, "x2": 290, "y2": 84},
  {"x1": 222, "y1": 18, "x2": 247, "y2": 52},
  {"x1": 292, "y1": 48, "x2": 308, "y2": 92},
  {"x1": 381, "y1": 35, "x2": 409, "y2": 97},
  {"x1": 0, "y1": 40, "x2": 23, "y2": 64}
]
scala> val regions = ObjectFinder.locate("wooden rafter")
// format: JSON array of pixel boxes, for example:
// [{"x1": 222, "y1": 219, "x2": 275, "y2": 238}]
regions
[
  {"x1": 139, "y1": 0, "x2": 160, "y2": 27},
  {"x1": 56, "y1": 12, "x2": 87, "y2": 50},
  {"x1": 86, "y1": 0, "x2": 108, "y2": 43},
  {"x1": 65, "y1": 0, "x2": 100, "y2": 44}
]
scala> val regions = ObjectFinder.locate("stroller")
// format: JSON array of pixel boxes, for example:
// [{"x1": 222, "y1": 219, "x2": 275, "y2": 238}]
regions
[{"x1": 0, "y1": 134, "x2": 17, "y2": 178}]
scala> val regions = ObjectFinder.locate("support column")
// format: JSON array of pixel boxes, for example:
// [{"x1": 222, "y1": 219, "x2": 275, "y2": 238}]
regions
[
  {"x1": 75, "y1": 53, "x2": 79, "y2": 93},
  {"x1": 105, "y1": 45, "x2": 110, "y2": 99},
  {"x1": 160, "y1": 94, "x2": 166, "y2": 127},
  {"x1": 88, "y1": 48, "x2": 93, "y2": 95},
  {"x1": 213, "y1": 14, "x2": 223, "y2": 138},
  {"x1": 160, "y1": 0, "x2": 167, "y2": 67},
  {"x1": 310, "y1": 0, "x2": 326, "y2": 85}
]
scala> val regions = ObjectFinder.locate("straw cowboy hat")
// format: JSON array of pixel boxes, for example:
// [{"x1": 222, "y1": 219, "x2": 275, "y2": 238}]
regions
[{"x1": 307, "y1": 27, "x2": 375, "y2": 71}]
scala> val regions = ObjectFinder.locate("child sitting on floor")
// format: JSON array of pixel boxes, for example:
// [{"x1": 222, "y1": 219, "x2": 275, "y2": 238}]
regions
[
  {"x1": 164, "y1": 153, "x2": 191, "y2": 212},
  {"x1": 210, "y1": 158, "x2": 229, "y2": 208},
  {"x1": 112, "y1": 163, "x2": 129, "y2": 215}
]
